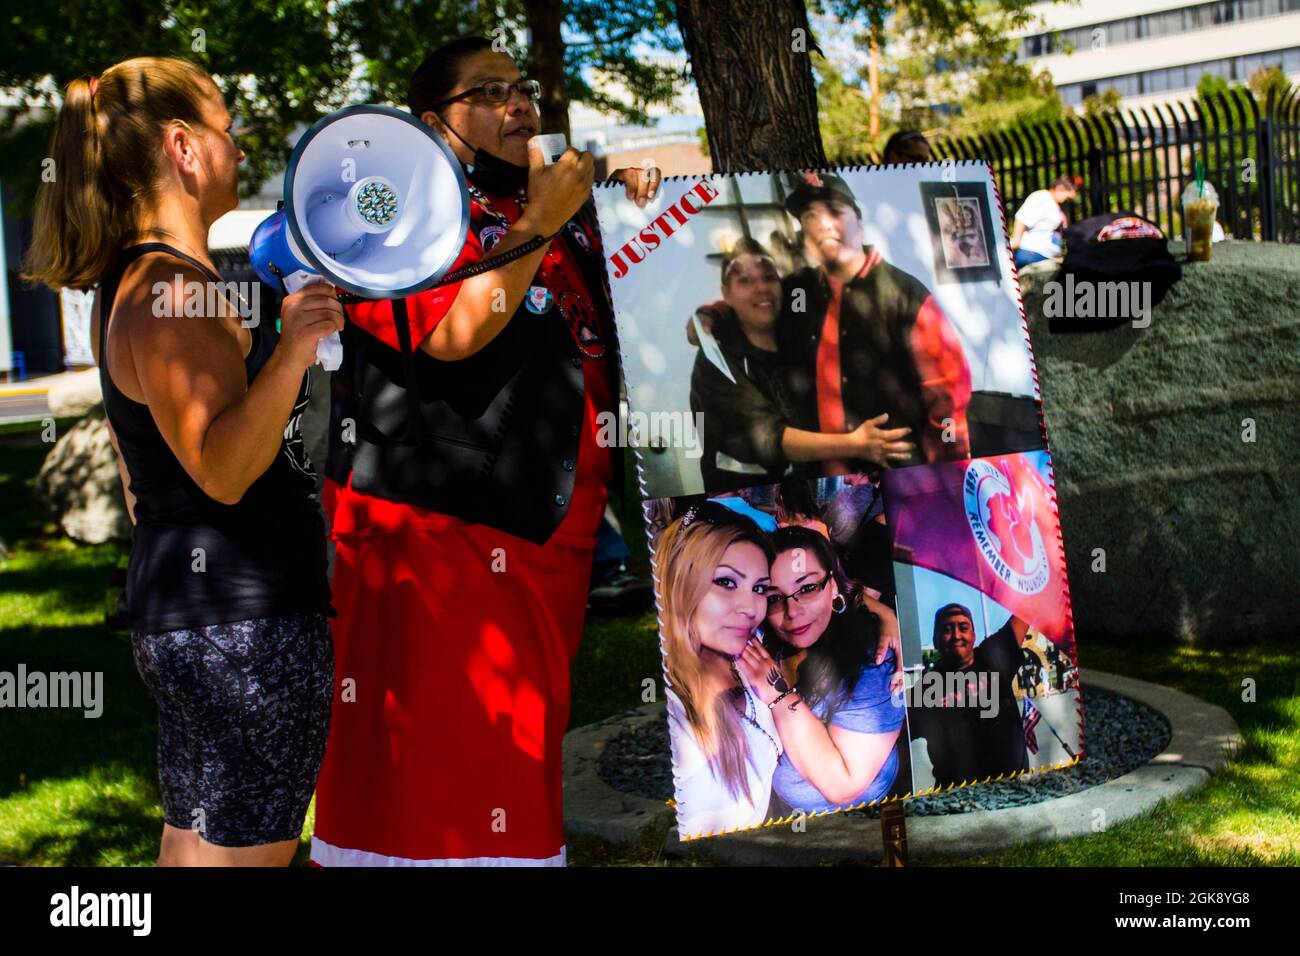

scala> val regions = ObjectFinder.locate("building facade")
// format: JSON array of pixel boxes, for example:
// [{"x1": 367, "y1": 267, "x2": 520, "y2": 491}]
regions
[{"x1": 1016, "y1": 0, "x2": 1300, "y2": 108}]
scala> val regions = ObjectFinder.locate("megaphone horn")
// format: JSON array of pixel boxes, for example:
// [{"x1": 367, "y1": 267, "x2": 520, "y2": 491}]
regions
[{"x1": 250, "y1": 104, "x2": 469, "y2": 370}]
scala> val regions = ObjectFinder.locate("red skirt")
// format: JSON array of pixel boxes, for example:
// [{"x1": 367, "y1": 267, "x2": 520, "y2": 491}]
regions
[{"x1": 310, "y1": 509, "x2": 597, "y2": 866}]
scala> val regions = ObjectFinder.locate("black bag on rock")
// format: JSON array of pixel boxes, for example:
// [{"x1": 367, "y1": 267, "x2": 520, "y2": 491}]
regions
[{"x1": 1048, "y1": 212, "x2": 1182, "y2": 332}]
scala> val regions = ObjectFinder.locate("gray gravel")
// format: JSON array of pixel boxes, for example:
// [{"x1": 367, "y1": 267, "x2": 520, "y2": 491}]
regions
[{"x1": 596, "y1": 687, "x2": 1170, "y2": 816}]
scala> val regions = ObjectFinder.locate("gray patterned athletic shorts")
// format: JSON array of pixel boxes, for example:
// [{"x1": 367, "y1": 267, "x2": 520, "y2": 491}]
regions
[{"x1": 132, "y1": 611, "x2": 334, "y2": 847}]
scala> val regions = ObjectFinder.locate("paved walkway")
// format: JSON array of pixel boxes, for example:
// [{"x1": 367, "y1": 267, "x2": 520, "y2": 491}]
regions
[{"x1": 0, "y1": 370, "x2": 87, "y2": 424}]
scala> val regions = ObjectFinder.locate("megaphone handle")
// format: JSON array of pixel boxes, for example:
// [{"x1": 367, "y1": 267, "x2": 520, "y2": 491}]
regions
[
  {"x1": 282, "y1": 270, "x2": 320, "y2": 294},
  {"x1": 281, "y1": 270, "x2": 343, "y2": 372}
]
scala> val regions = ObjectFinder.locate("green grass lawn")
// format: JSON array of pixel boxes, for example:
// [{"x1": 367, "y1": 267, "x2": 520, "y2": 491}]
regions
[
  {"x1": 943, "y1": 640, "x2": 1300, "y2": 867},
  {"x1": 2, "y1": 419, "x2": 1296, "y2": 866}
]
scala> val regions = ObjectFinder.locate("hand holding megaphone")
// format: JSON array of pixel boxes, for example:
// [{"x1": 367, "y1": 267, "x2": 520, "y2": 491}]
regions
[
  {"x1": 277, "y1": 279, "x2": 346, "y2": 372},
  {"x1": 250, "y1": 209, "x2": 349, "y2": 370}
]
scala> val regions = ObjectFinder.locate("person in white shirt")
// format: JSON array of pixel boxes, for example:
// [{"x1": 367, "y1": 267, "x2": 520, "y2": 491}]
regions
[
  {"x1": 1010, "y1": 176, "x2": 1077, "y2": 268},
  {"x1": 655, "y1": 500, "x2": 782, "y2": 838}
]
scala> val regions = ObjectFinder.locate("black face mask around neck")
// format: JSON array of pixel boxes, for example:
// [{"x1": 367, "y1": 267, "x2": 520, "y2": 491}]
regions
[{"x1": 441, "y1": 120, "x2": 528, "y2": 195}]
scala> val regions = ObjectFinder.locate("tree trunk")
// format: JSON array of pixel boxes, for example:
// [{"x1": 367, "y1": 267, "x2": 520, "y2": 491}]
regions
[
  {"x1": 526, "y1": 0, "x2": 571, "y2": 144},
  {"x1": 675, "y1": 0, "x2": 826, "y2": 172}
]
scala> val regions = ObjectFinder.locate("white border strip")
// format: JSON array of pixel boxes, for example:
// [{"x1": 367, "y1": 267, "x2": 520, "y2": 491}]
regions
[{"x1": 311, "y1": 836, "x2": 566, "y2": 868}]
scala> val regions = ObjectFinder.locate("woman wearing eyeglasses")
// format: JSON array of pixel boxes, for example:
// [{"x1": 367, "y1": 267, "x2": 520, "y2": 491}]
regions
[
  {"x1": 312, "y1": 36, "x2": 658, "y2": 868},
  {"x1": 656, "y1": 502, "x2": 780, "y2": 838},
  {"x1": 735, "y1": 525, "x2": 905, "y2": 814}
]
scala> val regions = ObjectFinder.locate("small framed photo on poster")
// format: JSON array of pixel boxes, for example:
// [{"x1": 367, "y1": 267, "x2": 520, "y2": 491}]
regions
[{"x1": 919, "y1": 180, "x2": 1001, "y2": 284}]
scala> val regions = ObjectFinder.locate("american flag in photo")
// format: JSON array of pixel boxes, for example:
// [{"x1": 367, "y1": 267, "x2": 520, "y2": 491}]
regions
[{"x1": 1022, "y1": 697, "x2": 1043, "y2": 755}]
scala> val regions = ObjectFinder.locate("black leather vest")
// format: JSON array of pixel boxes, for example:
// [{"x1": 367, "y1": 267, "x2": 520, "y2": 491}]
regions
[
  {"x1": 326, "y1": 295, "x2": 591, "y2": 545},
  {"x1": 325, "y1": 203, "x2": 621, "y2": 546}
]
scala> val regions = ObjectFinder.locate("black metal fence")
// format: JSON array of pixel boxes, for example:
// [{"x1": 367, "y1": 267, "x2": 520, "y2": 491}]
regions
[{"x1": 931, "y1": 86, "x2": 1300, "y2": 244}]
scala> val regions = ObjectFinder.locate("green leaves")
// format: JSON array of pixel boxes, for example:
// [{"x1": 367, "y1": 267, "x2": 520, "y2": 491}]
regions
[
  {"x1": 0, "y1": 0, "x2": 685, "y2": 210},
  {"x1": 0, "y1": 1, "x2": 355, "y2": 210}
]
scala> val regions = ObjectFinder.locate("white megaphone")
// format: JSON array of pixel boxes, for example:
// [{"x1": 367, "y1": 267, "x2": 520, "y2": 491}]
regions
[{"x1": 250, "y1": 104, "x2": 469, "y2": 370}]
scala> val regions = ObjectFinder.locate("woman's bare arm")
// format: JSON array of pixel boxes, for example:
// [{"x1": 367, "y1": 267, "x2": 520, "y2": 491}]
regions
[
  {"x1": 119, "y1": 257, "x2": 341, "y2": 505},
  {"x1": 736, "y1": 639, "x2": 899, "y2": 806},
  {"x1": 769, "y1": 712, "x2": 899, "y2": 807},
  {"x1": 418, "y1": 223, "x2": 554, "y2": 361}
]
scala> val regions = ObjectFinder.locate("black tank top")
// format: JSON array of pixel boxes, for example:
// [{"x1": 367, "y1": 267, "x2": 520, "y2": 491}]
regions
[{"x1": 100, "y1": 242, "x2": 330, "y2": 633}]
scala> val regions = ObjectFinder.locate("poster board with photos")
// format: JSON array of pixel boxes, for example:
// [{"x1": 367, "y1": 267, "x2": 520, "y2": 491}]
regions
[{"x1": 594, "y1": 162, "x2": 1083, "y2": 842}]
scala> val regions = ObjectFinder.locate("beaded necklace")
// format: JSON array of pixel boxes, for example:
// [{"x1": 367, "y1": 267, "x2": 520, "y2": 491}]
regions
[{"x1": 465, "y1": 181, "x2": 527, "y2": 228}]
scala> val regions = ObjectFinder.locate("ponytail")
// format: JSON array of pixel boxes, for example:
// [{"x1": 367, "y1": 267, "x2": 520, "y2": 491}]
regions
[{"x1": 23, "y1": 57, "x2": 214, "y2": 291}]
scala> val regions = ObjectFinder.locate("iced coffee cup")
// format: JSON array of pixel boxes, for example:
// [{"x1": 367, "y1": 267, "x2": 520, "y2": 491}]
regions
[{"x1": 1182, "y1": 181, "x2": 1219, "y2": 262}]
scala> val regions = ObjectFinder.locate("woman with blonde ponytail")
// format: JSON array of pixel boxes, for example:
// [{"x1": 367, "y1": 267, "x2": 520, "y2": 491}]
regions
[
  {"x1": 24, "y1": 57, "x2": 344, "y2": 866},
  {"x1": 656, "y1": 500, "x2": 780, "y2": 837}
]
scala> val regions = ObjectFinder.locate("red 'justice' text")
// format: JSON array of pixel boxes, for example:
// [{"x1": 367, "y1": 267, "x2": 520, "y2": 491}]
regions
[{"x1": 608, "y1": 179, "x2": 721, "y2": 279}]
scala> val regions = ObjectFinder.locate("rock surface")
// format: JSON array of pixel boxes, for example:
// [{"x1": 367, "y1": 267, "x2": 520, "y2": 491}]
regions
[
  {"x1": 597, "y1": 687, "x2": 1169, "y2": 814},
  {"x1": 34, "y1": 405, "x2": 131, "y2": 544},
  {"x1": 46, "y1": 368, "x2": 103, "y2": 418},
  {"x1": 1023, "y1": 241, "x2": 1300, "y2": 642}
]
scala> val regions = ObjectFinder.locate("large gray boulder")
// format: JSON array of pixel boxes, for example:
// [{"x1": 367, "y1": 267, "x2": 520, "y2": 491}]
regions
[
  {"x1": 1023, "y1": 241, "x2": 1300, "y2": 642},
  {"x1": 34, "y1": 405, "x2": 131, "y2": 544},
  {"x1": 46, "y1": 368, "x2": 103, "y2": 418}
]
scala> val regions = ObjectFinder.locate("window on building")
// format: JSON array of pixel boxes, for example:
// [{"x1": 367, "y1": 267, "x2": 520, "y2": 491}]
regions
[
  {"x1": 1020, "y1": 0, "x2": 1300, "y2": 59},
  {"x1": 1149, "y1": 9, "x2": 1183, "y2": 37}
]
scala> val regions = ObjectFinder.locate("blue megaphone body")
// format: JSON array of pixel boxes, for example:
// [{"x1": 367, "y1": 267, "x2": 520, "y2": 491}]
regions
[{"x1": 249, "y1": 208, "x2": 344, "y2": 368}]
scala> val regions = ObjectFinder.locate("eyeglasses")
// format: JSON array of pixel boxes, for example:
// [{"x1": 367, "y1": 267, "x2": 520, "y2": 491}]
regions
[
  {"x1": 765, "y1": 573, "x2": 832, "y2": 613},
  {"x1": 433, "y1": 79, "x2": 542, "y2": 110}
]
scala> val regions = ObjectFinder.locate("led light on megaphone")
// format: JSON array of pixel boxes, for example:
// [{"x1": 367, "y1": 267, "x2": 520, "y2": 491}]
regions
[
  {"x1": 305, "y1": 175, "x2": 403, "y2": 257},
  {"x1": 355, "y1": 179, "x2": 399, "y2": 228}
]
